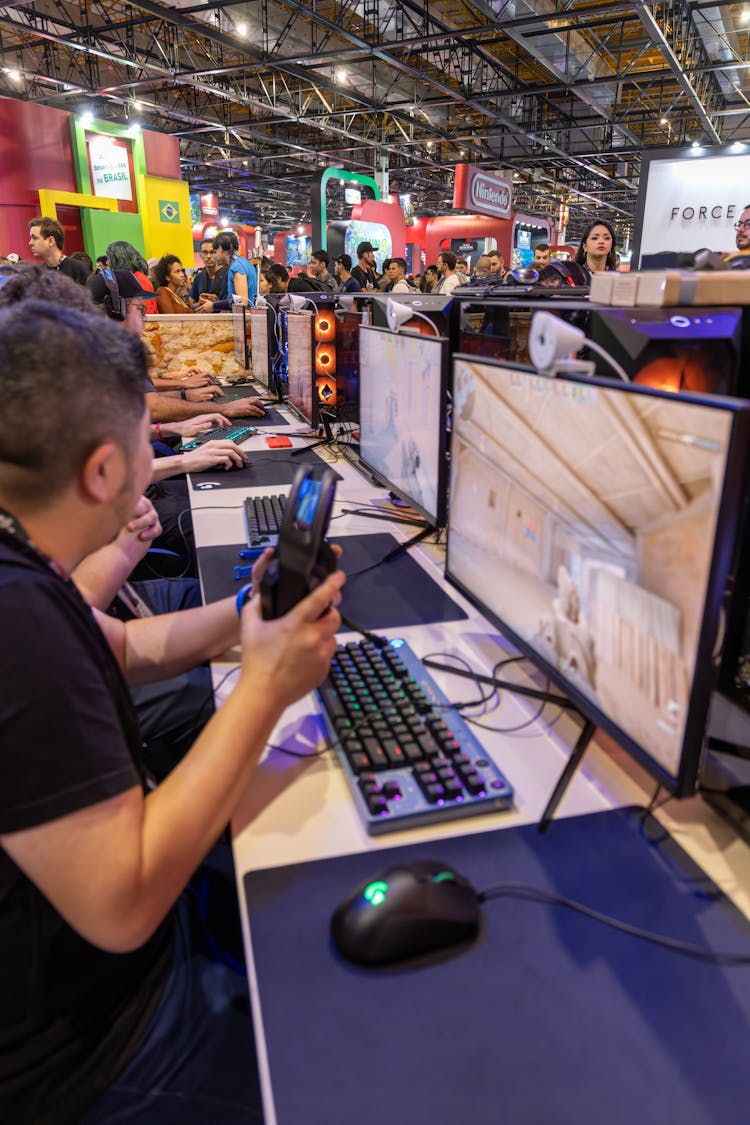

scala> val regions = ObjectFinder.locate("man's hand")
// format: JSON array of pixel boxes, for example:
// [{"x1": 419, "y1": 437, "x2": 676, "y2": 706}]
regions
[
  {"x1": 185, "y1": 385, "x2": 226, "y2": 403},
  {"x1": 181, "y1": 440, "x2": 247, "y2": 473},
  {"x1": 158, "y1": 414, "x2": 231, "y2": 440},
  {"x1": 222, "y1": 396, "x2": 268, "y2": 419},
  {"x1": 238, "y1": 563, "x2": 344, "y2": 709},
  {"x1": 126, "y1": 495, "x2": 163, "y2": 546}
]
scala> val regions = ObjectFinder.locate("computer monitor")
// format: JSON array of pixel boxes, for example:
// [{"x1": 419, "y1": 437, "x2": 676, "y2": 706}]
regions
[
  {"x1": 358, "y1": 324, "x2": 450, "y2": 526},
  {"x1": 371, "y1": 293, "x2": 456, "y2": 342},
  {"x1": 285, "y1": 307, "x2": 339, "y2": 427},
  {"x1": 248, "y1": 306, "x2": 272, "y2": 390},
  {"x1": 587, "y1": 306, "x2": 748, "y2": 396},
  {"x1": 446, "y1": 355, "x2": 750, "y2": 794},
  {"x1": 454, "y1": 294, "x2": 591, "y2": 367},
  {"x1": 333, "y1": 308, "x2": 363, "y2": 428},
  {"x1": 232, "y1": 306, "x2": 248, "y2": 370}
]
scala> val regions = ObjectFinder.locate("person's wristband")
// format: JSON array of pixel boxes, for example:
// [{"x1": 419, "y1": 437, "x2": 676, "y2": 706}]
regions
[
  {"x1": 179, "y1": 388, "x2": 187, "y2": 400},
  {"x1": 155, "y1": 423, "x2": 162, "y2": 440}
]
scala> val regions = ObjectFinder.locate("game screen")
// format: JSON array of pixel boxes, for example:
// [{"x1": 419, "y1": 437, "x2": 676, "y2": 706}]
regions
[
  {"x1": 286, "y1": 311, "x2": 314, "y2": 424},
  {"x1": 359, "y1": 325, "x2": 448, "y2": 525},
  {"x1": 334, "y1": 310, "x2": 362, "y2": 425},
  {"x1": 447, "y1": 357, "x2": 749, "y2": 789},
  {"x1": 249, "y1": 307, "x2": 270, "y2": 388}
]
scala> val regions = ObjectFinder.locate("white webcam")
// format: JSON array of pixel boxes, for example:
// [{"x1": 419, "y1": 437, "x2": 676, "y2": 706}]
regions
[
  {"x1": 528, "y1": 310, "x2": 629, "y2": 381},
  {"x1": 385, "y1": 297, "x2": 440, "y2": 337}
]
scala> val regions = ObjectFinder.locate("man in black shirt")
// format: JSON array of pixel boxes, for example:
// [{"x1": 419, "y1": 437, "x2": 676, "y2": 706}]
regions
[
  {"x1": 28, "y1": 215, "x2": 90, "y2": 286},
  {"x1": 189, "y1": 237, "x2": 227, "y2": 308},
  {"x1": 351, "y1": 240, "x2": 378, "y2": 290},
  {"x1": 0, "y1": 301, "x2": 344, "y2": 1123}
]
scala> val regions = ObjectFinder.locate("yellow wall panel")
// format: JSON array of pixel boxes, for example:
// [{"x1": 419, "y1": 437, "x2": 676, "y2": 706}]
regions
[{"x1": 138, "y1": 176, "x2": 194, "y2": 265}]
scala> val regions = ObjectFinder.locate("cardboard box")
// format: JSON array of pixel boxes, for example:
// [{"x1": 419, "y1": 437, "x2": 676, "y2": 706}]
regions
[
  {"x1": 634, "y1": 269, "x2": 750, "y2": 307},
  {"x1": 610, "y1": 273, "x2": 641, "y2": 307},
  {"x1": 589, "y1": 272, "x2": 615, "y2": 304}
]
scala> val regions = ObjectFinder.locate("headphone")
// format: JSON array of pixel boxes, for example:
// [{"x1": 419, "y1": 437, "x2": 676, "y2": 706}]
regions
[{"x1": 98, "y1": 267, "x2": 127, "y2": 321}]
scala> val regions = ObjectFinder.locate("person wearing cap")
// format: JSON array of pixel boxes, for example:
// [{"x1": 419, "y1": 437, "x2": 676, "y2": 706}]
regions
[
  {"x1": 28, "y1": 216, "x2": 89, "y2": 286},
  {"x1": 351, "y1": 241, "x2": 377, "y2": 290},
  {"x1": 334, "y1": 253, "x2": 362, "y2": 293}
]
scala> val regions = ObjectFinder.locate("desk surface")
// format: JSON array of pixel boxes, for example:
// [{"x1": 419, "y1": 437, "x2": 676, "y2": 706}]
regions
[{"x1": 189, "y1": 400, "x2": 750, "y2": 1124}]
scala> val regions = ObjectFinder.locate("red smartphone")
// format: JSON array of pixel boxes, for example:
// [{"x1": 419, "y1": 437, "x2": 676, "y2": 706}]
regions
[{"x1": 265, "y1": 435, "x2": 293, "y2": 448}]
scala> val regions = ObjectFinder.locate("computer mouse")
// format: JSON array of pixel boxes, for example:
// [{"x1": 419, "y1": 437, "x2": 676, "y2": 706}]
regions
[{"x1": 331, "y1": 859, "x2": 480, "y2": 966}]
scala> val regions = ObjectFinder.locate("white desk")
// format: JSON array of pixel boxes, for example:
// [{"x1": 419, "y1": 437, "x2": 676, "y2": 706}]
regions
[{"x1": 189, "y1": 406, "x2": 750, "y2": 1123}]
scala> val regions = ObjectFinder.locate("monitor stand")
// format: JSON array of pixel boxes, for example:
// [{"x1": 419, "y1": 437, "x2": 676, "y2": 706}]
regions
[{"x1": 290, "y1": 409, "x2": 336, "y2": 455}]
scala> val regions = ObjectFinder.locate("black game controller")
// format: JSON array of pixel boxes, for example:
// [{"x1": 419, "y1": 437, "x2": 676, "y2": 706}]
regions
[{"x1": 259, "y1": 466, "x2": 338, "y2": 619}]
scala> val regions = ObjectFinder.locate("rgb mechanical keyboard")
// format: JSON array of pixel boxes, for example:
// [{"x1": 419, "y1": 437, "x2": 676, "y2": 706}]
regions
[
  {"x1": 317, "y1": 638, "x2": 514, "y2": 835},
  {"x1": 244, "y1": 492, "x2": 287, "y2": 548},
  {"x1": 181, "y1": 422, "x2": 257, "y2": 451}
]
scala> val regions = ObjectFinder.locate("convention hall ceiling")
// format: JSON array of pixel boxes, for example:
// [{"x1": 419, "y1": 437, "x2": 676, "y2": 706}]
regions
[{"x1": 2, "y1": 1, "x2": 749, "y2": 239}]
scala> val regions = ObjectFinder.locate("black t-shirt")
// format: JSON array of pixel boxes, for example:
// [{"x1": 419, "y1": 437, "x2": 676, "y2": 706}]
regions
[
  {"x1": 351, "y1": 264, "x2": 377, "y2": 290},
  {"x1": 0, "y1": 536, "x2": 173, "y2": 1124},
  {"x1": 48, "y1": 255, "x2": 90, "y2": 286}
]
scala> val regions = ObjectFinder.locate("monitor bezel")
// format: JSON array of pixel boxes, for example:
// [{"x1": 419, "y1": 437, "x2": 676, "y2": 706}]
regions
[
  {"x1": 284, "y1": 309, "x2": 318, "y2": 427},
  {"x1": 358, "y1": 323, "x2": 451, "y2": 528},
  {"x1": 444, "y1": 354, "x2": 750, "y2": 796}
]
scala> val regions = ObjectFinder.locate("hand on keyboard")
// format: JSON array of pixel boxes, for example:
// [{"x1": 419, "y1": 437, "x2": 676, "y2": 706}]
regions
[{"x1": 182, "y1": 439, "x2": 248, "y2": 473}]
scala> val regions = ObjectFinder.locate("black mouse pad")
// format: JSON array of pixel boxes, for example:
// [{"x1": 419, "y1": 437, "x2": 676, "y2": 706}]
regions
[
  {"x1": 243, "y1": 806, "x2": 750, "y2": 1125},
  {"x1": 229, "y1": 407, "x2": 286, "y2": 429},
  {"x1": 197, "y1": 531, "x2": 467, "y2": 629},
  {"x1": 188, "y1": 447, "x2": 343, "y2": 491}
]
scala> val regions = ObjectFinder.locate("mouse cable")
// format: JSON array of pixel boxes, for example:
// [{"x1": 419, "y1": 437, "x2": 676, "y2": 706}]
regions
[{"x1": 476, "y1": 881, "x2": 750, "y2": 967}]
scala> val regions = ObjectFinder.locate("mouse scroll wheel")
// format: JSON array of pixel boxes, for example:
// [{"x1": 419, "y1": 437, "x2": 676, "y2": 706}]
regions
[{"x1": 432, "y1": 871, "x2": 457, "y2": 883}]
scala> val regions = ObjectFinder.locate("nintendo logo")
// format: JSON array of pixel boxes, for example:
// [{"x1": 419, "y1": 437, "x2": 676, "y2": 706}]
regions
[{"x1": 469, "y1": 172, "x2": 511, "y2": 217}]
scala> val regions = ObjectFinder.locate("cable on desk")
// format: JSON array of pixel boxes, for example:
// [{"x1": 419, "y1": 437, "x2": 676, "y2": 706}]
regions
[{"x1": 476, "y1": 882, "x2": 750, "y2": 966}]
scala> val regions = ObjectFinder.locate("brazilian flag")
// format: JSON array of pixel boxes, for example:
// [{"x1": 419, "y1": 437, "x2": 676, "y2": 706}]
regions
[{"x1": 159, "y1": 200, "x2": 180, "y2": 223}]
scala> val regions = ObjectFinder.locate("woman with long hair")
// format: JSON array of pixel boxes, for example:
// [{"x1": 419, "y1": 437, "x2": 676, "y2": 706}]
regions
[
  {"x1": 153, "y1": 254, "x2": 194, "y2": 315},
  {"x1": 573, "y1": 219, "x2": 617, "y2": 279},
  {"x1": 106, "y1": 240, "x2": 158, "y2": 313}
]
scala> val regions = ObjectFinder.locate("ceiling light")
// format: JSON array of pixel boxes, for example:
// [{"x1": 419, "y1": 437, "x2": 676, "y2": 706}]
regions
[
  {"x1": 335, "y1": 68, "x2": 348, "y2": 83},
  {"x1": 236, "y1": 21, "x2": 249, "y2": 36},
  {"x1": 660, "y1": 117, "x2": 668, "y2": 125},
  {"x1": 80, "y1": 110, "x2": 94, "y2": 127},
  {"x1": 732, "y1": 141, "x2": 745, "y2": 152},
  {"x1": 740, "y1": 7, "x2": 750, "y2": 23},
  {"x1": 220, "y1": 216, "x2": 229, "y2": 226},
  {"x1": 129, "y1": 121, "x2": 141, "y2": 134},
  {"x1": 4, "y1": 68, "x2": 22, "y2": 85},
  {"x1": 297, "y1": 224, "x2": 304, "y2": 234}
]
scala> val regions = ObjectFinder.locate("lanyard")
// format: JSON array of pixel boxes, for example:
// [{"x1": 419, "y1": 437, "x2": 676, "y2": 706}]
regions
[{"x1": 0, "y1": 507, "x2": 70, "y2": 580}]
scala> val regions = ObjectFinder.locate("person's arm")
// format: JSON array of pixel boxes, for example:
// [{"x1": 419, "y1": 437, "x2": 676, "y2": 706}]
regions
[
  {"x1": 151, "y1": 371, "x2": 214, "y2": 390},
  {"x1": 1, "y1": 572, "x2": 344, "y2": 953},
  {"x1": 233, "y1": 271, "x2": 249, "y2": 306},
  {"x1": 149, "y1": 439, "x2": 247, "y2": 482},
  {"x1": 145, "y1": 391, "x2": 229, "y2": 422},
  {"x1": 71, "y1": 496, "x2": 162, "y2": 610},
  {"x1": 155, "y1": 414, "x2": 230, "y2": 440}
]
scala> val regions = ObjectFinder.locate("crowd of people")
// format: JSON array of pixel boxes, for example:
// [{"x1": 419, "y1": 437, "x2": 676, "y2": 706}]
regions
[{"x1": 2, "y1": 217, "x2": 630, "y2": 319}]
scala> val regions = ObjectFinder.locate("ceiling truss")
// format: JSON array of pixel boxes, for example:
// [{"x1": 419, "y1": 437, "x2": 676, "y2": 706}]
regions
[{"x1": 1, "y1": 0, "x2": 749, "y2": 238}]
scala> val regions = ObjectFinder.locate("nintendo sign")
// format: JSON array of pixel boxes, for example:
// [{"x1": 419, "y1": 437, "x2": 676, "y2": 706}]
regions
[{"x1": 453, "y1": 164, "x2": 512, "y2": 219}]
